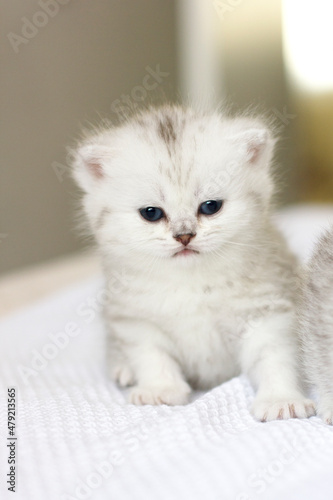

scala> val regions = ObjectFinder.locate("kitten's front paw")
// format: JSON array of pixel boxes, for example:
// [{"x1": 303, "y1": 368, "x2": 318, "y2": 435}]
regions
[
  {"x1": 317, "y1": 403, "x2": 333, "y2": 425},
  {"x1": 252, "y1": 396, "x2": 315, "y2": 422},
  {"x1": 110, "y1": 364, "x2": 135, "y2": 387},
  {"x1": 129, "y1": 382, "x2": 191, "y2": 406}
]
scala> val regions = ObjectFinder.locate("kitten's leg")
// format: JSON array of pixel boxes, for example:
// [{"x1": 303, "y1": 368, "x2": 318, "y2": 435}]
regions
[
  {"x1": 240, "y1": 311, "x2": 315, "y2": 422},
  {"x1": 108, "y1": 318, "x2": 191, "y2": 405},
  {"x1": 107, "y1": 336, "x2": 136, "y2": 387},
  {"x1": 302, "y1": 321, "x2": 333, "y2": 424},
  {"x1": 317, "y1": 398, "x2": 333, "y2": 425},
  {"x1": 129, "y1": 348, "x2": 191, "y2": 405},
  {"x1": 317, "y1": 390, "x2": 333, "y2": 425},
  {"x1": 111, "y1": 363, "x2": 135, "y2": 388}
]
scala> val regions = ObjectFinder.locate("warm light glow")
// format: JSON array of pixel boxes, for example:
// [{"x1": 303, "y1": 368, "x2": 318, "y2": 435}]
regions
[{"x1": 282, "y1": 0, "x2": 333, "y2": 92}]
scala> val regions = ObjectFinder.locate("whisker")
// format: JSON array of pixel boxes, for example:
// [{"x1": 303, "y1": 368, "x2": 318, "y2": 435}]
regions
[{"x1": 223, "y1": 239, "x2": 264, "y2": 250}]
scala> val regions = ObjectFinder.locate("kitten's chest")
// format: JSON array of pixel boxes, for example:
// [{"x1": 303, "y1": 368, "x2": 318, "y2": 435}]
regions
[
  {"x1": 158, "y1": 283, "x2": 242, "y2": 387},
  {"x1": 110, "y1": 271, "x2": 247, "y2": 387},
  {"x1": 122, "y1": 273, "x2": 235, "y2": 315},
  {"x1": 114, "y1": 273, "x2": 248, "y2": 345},
  {"x1": 112, "y1": 268, "x2": 249, "y2": 322}
]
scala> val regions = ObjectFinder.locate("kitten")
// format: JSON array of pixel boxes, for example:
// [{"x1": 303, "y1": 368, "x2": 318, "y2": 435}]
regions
[
  {"x1": 299, "y1": 226, "x2": 333, "y2": 424},
  {"x1": 72, "y1": 104, "x2": 314, "y2": 421}
]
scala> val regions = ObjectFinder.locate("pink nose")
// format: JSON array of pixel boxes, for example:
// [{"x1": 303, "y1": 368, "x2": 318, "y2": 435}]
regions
[{"x1": 174, "y1": 233, "x2": 196, "y2": 246}]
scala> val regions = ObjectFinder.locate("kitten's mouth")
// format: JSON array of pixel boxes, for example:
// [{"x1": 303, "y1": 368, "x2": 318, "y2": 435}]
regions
[{"x1": 173, "y1": 248, "x2": 199, "y2": 257}]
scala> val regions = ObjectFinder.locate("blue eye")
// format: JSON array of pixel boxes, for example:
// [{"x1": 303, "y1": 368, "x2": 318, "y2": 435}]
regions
[
  {"x1": 199, "y1": 200, "x2": 223, "y2": 216},
  {"x1": 139, "y1": 206, "x2": 165, "y2": 222}
]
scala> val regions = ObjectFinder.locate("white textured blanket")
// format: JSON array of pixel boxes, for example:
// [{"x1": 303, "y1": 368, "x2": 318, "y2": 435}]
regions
[{"x1": 1, "y1": 205, "x2": 333, "y2": 500}]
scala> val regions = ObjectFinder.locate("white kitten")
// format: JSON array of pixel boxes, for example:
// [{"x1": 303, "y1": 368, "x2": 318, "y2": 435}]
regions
[
  {"x1": 72, "y1": 105, "x2": 314, "y2": 421},
  {"x1": 299, "y1": 226, "x2": 333, "y2": 424}
]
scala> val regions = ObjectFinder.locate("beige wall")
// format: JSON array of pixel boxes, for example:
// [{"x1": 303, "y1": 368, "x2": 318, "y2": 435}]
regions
[
  {"x1": 218, "y1": 0, "x2": 295, "y2": 202},
  {"x1": 1, "y1": 0, "x2": 301, "y2": 277},
  {"x1": 0, "y1": 0, "x2": 177, "y2": 275}
]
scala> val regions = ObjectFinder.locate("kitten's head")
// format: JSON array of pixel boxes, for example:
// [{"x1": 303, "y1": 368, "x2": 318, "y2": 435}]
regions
[{"x1": 72, "y1": 105, "x2": 276, "y2": 265}]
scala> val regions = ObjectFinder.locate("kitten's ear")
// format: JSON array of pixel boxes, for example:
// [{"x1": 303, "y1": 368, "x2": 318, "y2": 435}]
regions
[
  {"x1": 72, "y1": 143, "x2": 112, "y2": 192},
  {"x1": 231, "y1": 128, "x2": 274, "y2": 166}
]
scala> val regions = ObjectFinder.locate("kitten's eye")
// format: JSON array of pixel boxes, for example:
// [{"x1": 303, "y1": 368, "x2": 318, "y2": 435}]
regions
[
  {"x1": 199, "y1": 200, "x2": 223, "y2": 216},
  {"x1": 139, "y1": 206, "x2": 165, "y2": 222}
]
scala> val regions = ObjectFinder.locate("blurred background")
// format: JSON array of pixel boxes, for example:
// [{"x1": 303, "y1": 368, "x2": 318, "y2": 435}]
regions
[{"x1": 1, "y1": 0, "x2": 333, "y2": 284}]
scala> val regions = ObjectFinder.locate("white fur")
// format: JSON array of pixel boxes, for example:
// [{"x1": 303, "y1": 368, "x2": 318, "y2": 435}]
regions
[
  {"x1": 72, "y1": 105, "x2": 314, "y2": 420},
  {"x1": 299, "y1": 226, "x2": 333, "y2": 424}
]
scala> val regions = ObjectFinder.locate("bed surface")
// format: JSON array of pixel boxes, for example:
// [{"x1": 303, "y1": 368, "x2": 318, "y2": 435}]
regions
[{"x1": 1, "y1": 205, "x2": 333, "y2": 500}]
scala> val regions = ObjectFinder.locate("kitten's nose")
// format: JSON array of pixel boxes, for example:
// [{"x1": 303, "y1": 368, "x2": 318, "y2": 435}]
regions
[{"x1": 174, "y1": 233, "x2": 196, "y2": 246}]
